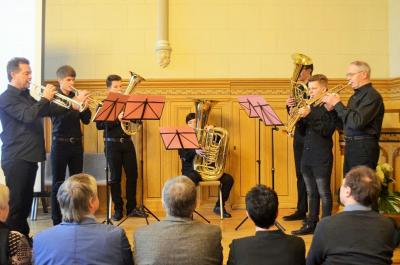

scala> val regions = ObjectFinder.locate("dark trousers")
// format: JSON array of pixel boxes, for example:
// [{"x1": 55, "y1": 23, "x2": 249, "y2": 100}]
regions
[
  {"x1": 344, "y1": 139, "x2": 380, "y2": 176},
  {"x1": 302, "y1": 163, "x2": 332, "y2": 224},
  {"x1": 105, "y1": 140, "x2": 138, "y2": 213},
  {"x1": 184, "y1": 170, "x2": 234, "y2": 206},
  {"x1": 2, "y1": 159, "x2": 38, "y2": 236},
  {"x1": 51, "y1": 143, "x2": 83, "y2": 225},
  {"x1": 293, "y1": 135, "x2": 308, "y2": 214}
]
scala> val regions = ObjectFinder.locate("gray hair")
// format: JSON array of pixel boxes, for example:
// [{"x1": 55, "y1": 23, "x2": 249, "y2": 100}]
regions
[
  {"x1": 57, "y1": 173, "x2": 98, "y2": 223},
  {"x1": 162, "y1": 176, "x2": 197, "y2": 218},
  {"x1": 0, "y1": 184, "x2": 9, "y2": 209},
  {"x1": 350, "y1": 61, "x2": 371, "y2": 78}
]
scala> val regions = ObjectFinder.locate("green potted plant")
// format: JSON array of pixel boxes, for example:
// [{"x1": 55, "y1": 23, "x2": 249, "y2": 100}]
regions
[{"x1": 376, "y1": 163, "x2": 400, "y2": 215}]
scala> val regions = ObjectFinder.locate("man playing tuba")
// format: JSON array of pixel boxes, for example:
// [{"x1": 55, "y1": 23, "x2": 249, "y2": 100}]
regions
[{"x1": 178, "y1": 112, "x2": 234, "y2": 218}]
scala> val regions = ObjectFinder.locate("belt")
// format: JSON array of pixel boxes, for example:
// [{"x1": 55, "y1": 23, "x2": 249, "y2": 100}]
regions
[
  {"x1": 52, "y1": 136, "x2": 82, "y2": 144},
  {"x1": 104, "y1": 137, "x2": 131, "y2": 143},
  {"x1": 344, "y1": 135, "x2": 377, "y2": 141}
]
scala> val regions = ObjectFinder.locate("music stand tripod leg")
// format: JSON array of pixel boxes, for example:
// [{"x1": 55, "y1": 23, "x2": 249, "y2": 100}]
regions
[{"x1": 193, "y1": 209, "x2": 210, "y2": 223}]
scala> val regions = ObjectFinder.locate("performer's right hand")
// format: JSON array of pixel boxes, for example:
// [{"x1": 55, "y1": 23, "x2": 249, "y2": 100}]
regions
[
  {"x1": 286, "y1": 97, "x2": 296, "y2": 107},
  {"x1": 118, "y1": 111, "x2": 124, "y2": 121},
  {"x1": 42, "y1": 84, "x2": 56, "y2": 101},
  {"x1": 196, "y1": 148, "x2": 205, "y2": 157}
]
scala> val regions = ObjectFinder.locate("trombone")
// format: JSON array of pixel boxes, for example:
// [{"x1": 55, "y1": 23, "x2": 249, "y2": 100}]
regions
[{"x1": 30, "y1": 83, "x2": 86, "y2": 112}]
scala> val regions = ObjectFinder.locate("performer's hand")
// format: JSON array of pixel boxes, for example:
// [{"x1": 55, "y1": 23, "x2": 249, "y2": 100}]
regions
[
  {"x1": 205, "y1": 125, "x2": 214, "y2": 131},
  {"x1": 118, "y1": 111, "x2": 124, "y2": 121},
  {"x1": 324, "y1": 102, "x2": 335, "y2": 111},
  {"x1": 196, "y1": 148, "x2": 205, "y2": 157},
  {"x1": 42, "y1": 84, "x2": 56, "y2": 101},
  {"x1": 298, "y1": 106, "x2": 311, "y2": 118},
  {"x1": 286, "y1": 97, "x2": 296, "y2": 107},
  {"x1": 322, "y1": 93, "x2": 341, "y2": 107}
]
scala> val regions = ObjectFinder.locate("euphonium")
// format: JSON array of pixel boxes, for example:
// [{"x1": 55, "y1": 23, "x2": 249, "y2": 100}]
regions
[
  {"x1": 120, "y1": 71, "x2": 145, "y2": 136},
  {"x1": 285, "y1": 82, "x2": 351, "y2": 135},
  {"x1": 285, "y1": 53, "x2": 313, "y2": 135},
  {"x1": 30, "y1": 83, "x2": 86, "y2": 112},
  {"x1": 193, "y1": 99, "x2": 229, "y2": 181}
]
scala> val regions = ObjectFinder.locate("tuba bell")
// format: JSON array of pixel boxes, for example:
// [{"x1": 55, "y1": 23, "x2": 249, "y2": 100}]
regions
[
  {"x1": 193, "y1": 99, "x2": 229, "y2": 181},
  {"x1": 120, "y1": 71, "x2": 145, "y2": 136}
]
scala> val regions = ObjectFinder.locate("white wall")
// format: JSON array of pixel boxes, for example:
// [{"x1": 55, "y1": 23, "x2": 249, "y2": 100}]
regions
[{"x1": 0, "y1": 0, "x2": 43, "y2": 184}]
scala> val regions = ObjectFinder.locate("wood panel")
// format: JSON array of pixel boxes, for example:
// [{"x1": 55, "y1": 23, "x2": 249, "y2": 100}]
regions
[{"x1": 44, "y1": 77, "x2": 400, "y2": 211}]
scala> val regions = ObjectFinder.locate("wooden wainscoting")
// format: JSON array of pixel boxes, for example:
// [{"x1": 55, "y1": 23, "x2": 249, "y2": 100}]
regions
[{"x1": 44, "y1": 77, "x2": 400, "y2": 211}]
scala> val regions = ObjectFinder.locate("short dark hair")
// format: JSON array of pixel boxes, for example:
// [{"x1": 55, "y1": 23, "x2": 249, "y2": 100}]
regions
[
  {"x1": 106, "y1": 74, "x2": 122, "y2": 88},
  {"x1": 186, "y1": 112, "x2": 196, "y2": 124},
  {"x1": 7, "y1": 57, "x2": 30, "y2": 82},
  {"x1": 304, "y1": 64, "x2": 314, "y2": 73},
  {"x1": 245, "y1": 184, "x2": 278, "y2": 229},
  {"x1": 309, "y1": 74, "x2": 328, "y2": 87},
  {"x1": 344, "y1": 166, "x2": 381, "y2": 207},
  {"x1": 56, "y1": 65, "x2": 76, "y2": 79}
]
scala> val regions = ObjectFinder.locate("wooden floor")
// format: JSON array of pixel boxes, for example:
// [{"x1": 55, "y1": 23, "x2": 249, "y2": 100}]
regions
[{"x1": 29, "y1": 207, "x2": 400, "y2": 265}]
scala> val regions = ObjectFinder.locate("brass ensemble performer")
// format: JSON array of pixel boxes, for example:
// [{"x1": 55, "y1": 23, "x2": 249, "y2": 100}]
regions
[
  {"x1": 283, "y1": 64, "x2": 314, "y2": 222},
  {"x1": 291, "y1": 74, "x2": 338, "y2": 235},
  {"x1": 322, "y1": 61, "x2": 384, "y2": 175},
  {"x1": 178, "y1": 113, "x2": 234, "y2": 218},
  {"x1": 50, "y1": 65, "x2": 91, "y2": 225},
  {"x1": 95, "y1": 74, "x2": 146, "y2": 221},
  {"x1": 0, "y1": 57, "x2": 68, "y2": 236}
]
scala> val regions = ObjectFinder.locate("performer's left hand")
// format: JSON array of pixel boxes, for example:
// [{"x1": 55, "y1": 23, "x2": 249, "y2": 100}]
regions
[
  {"x1": 322, "y1": 93, "x2": 341, "y2": 107},
  {"x1": 298, "y1": 106, "x2": 311, "y2": 118}
]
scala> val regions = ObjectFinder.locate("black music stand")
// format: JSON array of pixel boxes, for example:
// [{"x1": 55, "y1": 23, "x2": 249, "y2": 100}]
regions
[
  {"x1": 160, "y1": 127, "x2": 211, "y2": 223},
  {"x1": 93, "y1": 92, "x2": 129, "y2": 225},
  {"x1": 123, "y1": 95, "x2": 165, "y2": 224},
  {"x1": 235, "y1": 95, "x2": 286, "y2": 232}
]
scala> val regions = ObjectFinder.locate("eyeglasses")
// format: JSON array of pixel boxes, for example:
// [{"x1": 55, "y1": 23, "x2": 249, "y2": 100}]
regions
[{"x1": 346, "y1": 71, "x2": 363, "y2": 78}]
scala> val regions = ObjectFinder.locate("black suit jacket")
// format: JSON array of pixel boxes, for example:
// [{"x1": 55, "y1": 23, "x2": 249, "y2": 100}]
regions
[{"x1": 227, "y1": 230, "x2": 305, "y2": 265}]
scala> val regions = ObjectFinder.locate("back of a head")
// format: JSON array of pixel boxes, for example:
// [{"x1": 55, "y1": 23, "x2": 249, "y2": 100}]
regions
[
  {"x1": 344, "y1": 166, "x2": 381, "y2": 207},
  {"x1": 246, "y1": 184, "x2": 278, "y2": 229},
  {"x1": 57, "y1": 173, "x2": 98, "y2": 223},
  {"x1": 162, "y1": 176, "x2": 196, "y2": 218}
]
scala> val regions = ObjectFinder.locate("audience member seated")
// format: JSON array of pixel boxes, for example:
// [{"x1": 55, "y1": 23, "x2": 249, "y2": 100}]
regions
[
  {"x1": 307, "y1": 166, "x2": 398, "y2": 265},
  {"x1": 134, "y1": 175, "x2": 223, "y2": 265},
  {"x1": 33, "y1": 173, "x2": 134, "y2": 265},
  {"x1": 0, "y1": 184, "x2": 32, "y2": 265},
  {"x1": 227, "y1": 184, "x2": 305, "y2": 265}
]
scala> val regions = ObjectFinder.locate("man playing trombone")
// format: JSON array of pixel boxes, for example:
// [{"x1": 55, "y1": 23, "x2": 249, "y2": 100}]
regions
[{"x1": 50, "y1": 65, "x2": 91, "y2": 225}]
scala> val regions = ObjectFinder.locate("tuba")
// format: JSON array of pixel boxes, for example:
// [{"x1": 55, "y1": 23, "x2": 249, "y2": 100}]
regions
[
  {"x1": 285, "y1": 53, "x2": 313, "y2": 135},
  {"x1": 120, "y1": 71, "x2": 145, "y2": 136},
  {"x1": 193, "y1": 99, "x2": 229, "y2": 181}
]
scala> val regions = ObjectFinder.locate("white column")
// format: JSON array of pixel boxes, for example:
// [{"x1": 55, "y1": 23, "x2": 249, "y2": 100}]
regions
[{"x1": 156, "y1": 0, "x2": 172, "y2": 68}]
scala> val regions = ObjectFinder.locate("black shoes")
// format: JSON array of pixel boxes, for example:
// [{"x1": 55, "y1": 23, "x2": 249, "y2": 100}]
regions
[
  {"x1": 112, "y1": 210, "x2": 123, "y2": 221},
  {"x1": 213, "y1": 206, "x2": 232, "y2": 218},
  {"x1": 291, "y1": 223, "x2": 316, "y2": 235},
  {"x1": 127, "y1": 208, "x2": 148, "y2": 218},
  {"x1": 283, "y1": 211, "x2": 306, "y2": 221}
]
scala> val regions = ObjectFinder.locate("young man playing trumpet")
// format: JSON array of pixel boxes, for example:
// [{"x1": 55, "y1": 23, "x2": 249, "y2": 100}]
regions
[
  {"x1": 50, "y1": 65, "x2": 92, "y2": 225},
  {"x1": 291, "y1": 74, "x2": 338, "y2": 235},
  {"x1": 95, "y1": 74, "x2": 146, "y2": 221},
  {"x1": 178, "y1": 113, "x2": 234, "y2": 218}
]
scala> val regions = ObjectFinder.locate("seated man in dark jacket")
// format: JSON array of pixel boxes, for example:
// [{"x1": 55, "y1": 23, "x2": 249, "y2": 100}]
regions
[
  {"x1": 228, "y1": 184, "x2": 305, "y2": 265},
  {"x1": 178, "y1": 112, "x2": 234, "y2": 217},
  {"x1": 307, "y1": 166, "x2": 397, "y2": 265}
]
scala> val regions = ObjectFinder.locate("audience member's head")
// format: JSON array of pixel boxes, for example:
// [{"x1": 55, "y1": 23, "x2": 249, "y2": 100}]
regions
[
  {"x1": 245, "y1": 184, "x2": 278, "y2": 229},
  {"x1": 57, "y1": 173, "x2": 99, "y2": 223},
  {"x1": 162, "y1": 176, "x2": 197, "y2": 218},
  {"x1": 340, "y1": 166, "x2": 381, "y2": 207},
  {"x1": 0, "y1": 184, "x2": 10, "y2": 222}
]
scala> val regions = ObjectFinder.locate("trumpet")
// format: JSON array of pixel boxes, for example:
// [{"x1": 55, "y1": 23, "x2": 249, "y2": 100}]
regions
[
  {"x1": 71, "y1": 87, "x2": 103, "y2": 109},
  {"x1": 30, "y1": 83, "x2": 86, "y2": 112}
]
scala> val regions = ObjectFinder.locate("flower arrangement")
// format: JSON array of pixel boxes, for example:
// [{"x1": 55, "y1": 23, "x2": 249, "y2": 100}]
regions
[{"x1": 376, "y1": 163, "x2": 400, "y2": 214}]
